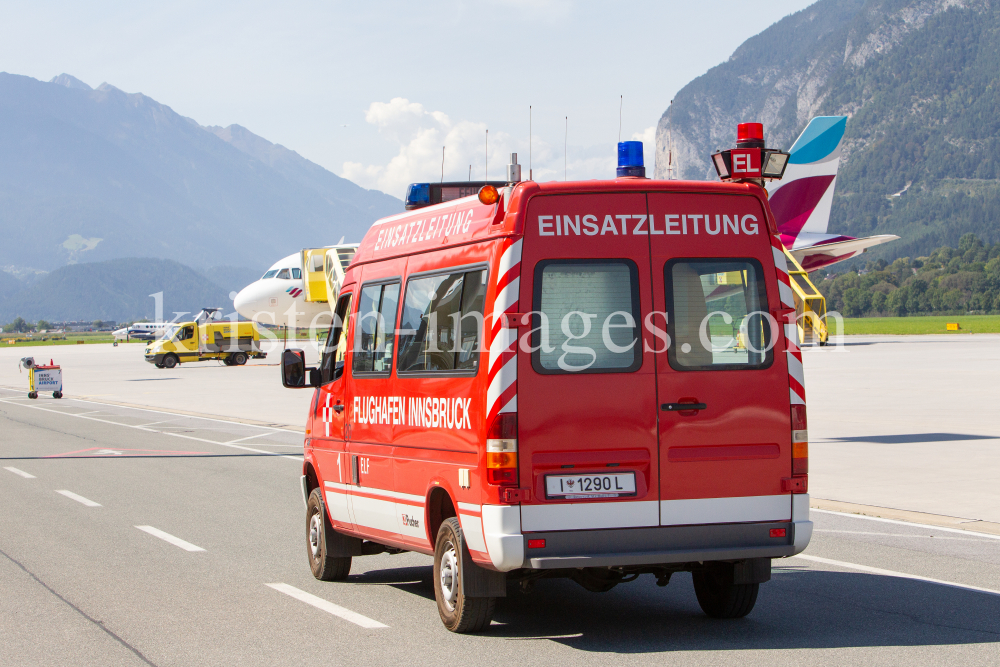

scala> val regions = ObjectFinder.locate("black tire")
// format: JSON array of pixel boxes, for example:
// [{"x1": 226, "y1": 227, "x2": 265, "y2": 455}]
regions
[
  {"x1": 53, "y1": 392, "x2": 62, "y2": 399},
  {"x1": 232, "y1": 352, "x2": 248, "y2": 366},
  {"x1": 306, "y1": 488, "x2": 351, "y2": 581},
  {"x1": 28, "y1": 392, "x2": 37, "y2": 399},
  {"x1": 693, "y1": 566, "x2": 759, "y2": 619},
  {"x1": 433, "y1": 517, "x2": 496, "y2": 633},
  {"x1": 155, "y1": 364, "x2": 165, "y2": 369},
  {"x1": 222, "y1": 356, "x2": 234, "y2": 366},
  {"x1": 162, "y1": 354, "x2": 179, "y2": 369}
]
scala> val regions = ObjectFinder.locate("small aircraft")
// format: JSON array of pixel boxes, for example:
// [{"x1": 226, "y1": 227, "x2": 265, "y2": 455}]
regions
[
  {"x1": 766, "y1": 116, "x2": 898, "y2": 272},
  {"x1": 232, "y1": 244, "x2": 358, "y2": 330},
  {"x1": 113, "y1": 322, "x2": 170, "y2": 341}
]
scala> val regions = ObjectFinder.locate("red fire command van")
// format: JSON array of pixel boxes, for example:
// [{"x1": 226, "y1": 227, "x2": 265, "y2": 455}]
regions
[{"x1": 281, "y1": 129, "x2": 812, "y2": 633}]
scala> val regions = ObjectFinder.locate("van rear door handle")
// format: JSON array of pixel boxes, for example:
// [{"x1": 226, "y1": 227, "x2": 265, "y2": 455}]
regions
[{"x1": 662, "y1": 403, "x2": 707, "y2": 411}]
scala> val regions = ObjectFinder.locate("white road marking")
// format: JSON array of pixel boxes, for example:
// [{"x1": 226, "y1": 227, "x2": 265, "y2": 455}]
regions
[
  {"x1": 224, "y1": 432, "x2": 280, "y2": 445},
  {"x1": 0, "y1": 398, "x2": 302, "y2": 462},
  {"x1": 265, "y1": 583, "x2": 387, "y2": 628},
  {"x1": 813, "y1": 529, "x2": 984, "y2": 541},
  {"x1": 793, "y1": 554, "x2": 1000, "y2": 597},
  {"x1": 135, "y1": 525, "x2": 205, "y2": 552},
  {"x1": 813, "y1": 508, "x2": 1000, "y2": 541},
  {"x1": 4, "y1": 466, "x2": 36, "y2": 479},
  {"x1": 56, "y1": 490, "x2": 101, "y2": 507}
]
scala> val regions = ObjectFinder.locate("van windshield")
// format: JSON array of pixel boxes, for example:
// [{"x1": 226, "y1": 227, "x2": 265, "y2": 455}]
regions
[{"x1": 157, "y1": 325, "x2": 179, "y2": 342}]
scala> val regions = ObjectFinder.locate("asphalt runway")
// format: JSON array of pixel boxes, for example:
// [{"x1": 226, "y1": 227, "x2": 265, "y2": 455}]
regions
[{"x1": 2, "y1": 390, "x2": 999, "y2": 666}]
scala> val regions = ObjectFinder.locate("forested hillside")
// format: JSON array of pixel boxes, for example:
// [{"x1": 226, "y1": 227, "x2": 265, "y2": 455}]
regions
[
  {"x1": 818, "y1": 233, "x2": 1000, "y2": 315},
  {"x1": 656, "y1": 0, "x2": 1000, "y2": 269}
]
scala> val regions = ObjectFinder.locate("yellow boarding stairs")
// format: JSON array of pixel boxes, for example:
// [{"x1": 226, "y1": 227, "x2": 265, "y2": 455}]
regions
[{"x1": 781, "y1": 246, "x2": 829, "y2": 346}]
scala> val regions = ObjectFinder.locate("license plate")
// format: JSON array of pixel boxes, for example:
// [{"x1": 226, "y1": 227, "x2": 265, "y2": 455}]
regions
[{"x1": 545, "y1": 472, "x2": 636, "y2": 499}]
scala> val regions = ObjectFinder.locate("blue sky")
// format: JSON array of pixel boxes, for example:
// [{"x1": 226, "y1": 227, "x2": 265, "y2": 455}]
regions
[{"x1": 1, "y1": 0, "x2": 818, "y2": 197}]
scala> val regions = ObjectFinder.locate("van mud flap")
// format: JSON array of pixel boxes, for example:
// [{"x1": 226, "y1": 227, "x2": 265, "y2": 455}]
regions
[{"x1": 460, "y1": 531, "x2": 506, "y2": 598}]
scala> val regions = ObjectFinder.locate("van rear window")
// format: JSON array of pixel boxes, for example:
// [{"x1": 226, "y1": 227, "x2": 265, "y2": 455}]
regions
[
  {"x1": 397, "y1": 268, "x2": 487, "y2": 374},
  {"x1": 531, "y1": 260, "x2": 642, "y2": 374},
  {"x1": 665, "y1": 259, "x2": 772, "y2": 370}
]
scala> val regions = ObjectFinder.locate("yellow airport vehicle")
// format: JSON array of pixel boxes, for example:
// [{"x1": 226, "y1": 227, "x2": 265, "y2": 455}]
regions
[{"x1": 144, "y1": 309, "x2": 266, "y2": 369}]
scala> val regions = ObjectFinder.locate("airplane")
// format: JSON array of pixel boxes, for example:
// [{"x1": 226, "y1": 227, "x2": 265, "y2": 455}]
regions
[
  {"x1": 113, "y1": 322, "x2": 170, "y2": 341},
  {"x1": 232, "y1": 245, "x2": 358, "y2": 330},
  {"x1": 766, "y1": 116, "x2": 898, "y2": 272}
]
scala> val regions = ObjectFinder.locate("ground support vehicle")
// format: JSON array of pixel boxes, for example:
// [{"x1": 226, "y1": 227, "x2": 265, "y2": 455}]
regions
[
  {"x1": 282, "y1": 149, "x2": 812, "y2": 632},
  {"x1": 145, "y1": 310, "x2": 265, "y2": 368},
  {"x1": 22, "y1": 357, "x2": 62, "y2": 399}
]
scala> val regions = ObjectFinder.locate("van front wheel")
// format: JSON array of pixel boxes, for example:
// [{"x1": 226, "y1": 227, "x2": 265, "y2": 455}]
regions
[
  {"x1": 306, "y1": 488, "x2": 351, "y2": 581},
  {"x1": 433, "y1": 517, "x2": 495, "y2": 633},
  {"x1": 162, "y1": 354, "x2": 178, "y2": 369},
  {"x1": 693, "y1": 566, "x2": 759, "y2": 618}
]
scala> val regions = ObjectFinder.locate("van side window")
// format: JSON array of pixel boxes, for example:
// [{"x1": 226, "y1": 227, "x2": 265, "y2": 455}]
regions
[
  {"x1": 532, "y1": 260, "x2": 642, "y2": 374},
  {"x1": 320, "y1": 292, "x2": 354, "y2": 383},
  {"x1": 397, "y1": 269, "x2": 487, "y2": 373},
  {"x1": 664, "y1": 259, "x2": 772, "y2": 371},
  {"x1": 353, "y1": 282, "x2": 400, "y2": 375}
]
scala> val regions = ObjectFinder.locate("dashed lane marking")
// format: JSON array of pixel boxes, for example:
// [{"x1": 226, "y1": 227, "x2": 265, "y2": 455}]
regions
[
  {"x1": 135, "y1": 525, "x2": 205, "y2": 552},
  {"x1": 4, "y1": 466, "x2": 36, "y2": 478},
  {"x1": 55, "y1": 490, "x2": 101, "y2": 507},
  {"x1": 793, "y1": 554, "x2": 1000, "y2": 597},
  {"x1": 265, "y1": 583, "x2": 388, "y2": 628}
]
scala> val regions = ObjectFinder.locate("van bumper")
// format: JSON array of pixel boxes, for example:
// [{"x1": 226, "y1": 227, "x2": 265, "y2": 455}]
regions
[
  {"x1": 519, "y1": 494, "x2": 813, "y2": 570},
  {"x1": 144, "y1": 353, "x2": 164, "y2": 365}
]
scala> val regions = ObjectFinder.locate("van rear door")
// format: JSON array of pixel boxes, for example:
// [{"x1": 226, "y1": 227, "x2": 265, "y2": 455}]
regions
[
  {"x1": 517, "y1": 193, "x2": 661, "y2": 532},
  {"x1": 646, "y1": 192, "x2": 791, "y2": 526}
]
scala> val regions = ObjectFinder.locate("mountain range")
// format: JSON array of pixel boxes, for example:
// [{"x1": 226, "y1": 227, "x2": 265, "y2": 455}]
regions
[
  {"x1": 655, "y1": 0, "x2": 1000, "y2": 267},
  {"x1": 0, "y1": 72, "x2": 402, "y2": 276}
]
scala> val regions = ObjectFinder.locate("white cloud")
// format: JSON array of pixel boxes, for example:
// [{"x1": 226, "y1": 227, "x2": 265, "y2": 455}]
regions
[
  {"x1": 632, "y1": 126, "x2": 656, "y2": 173},
  {"x1": 344, "y1": 97, "x2": 630, "y2": 196}
]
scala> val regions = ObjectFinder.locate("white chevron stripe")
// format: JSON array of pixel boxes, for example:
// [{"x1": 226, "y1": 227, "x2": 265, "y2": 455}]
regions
[
  {"x1": 486, "y1": 356, "x2": 517, "y2": 415},
  {"x1": 492, "y1": 277, "x2": 520, "y2": 321},
  {"x1": 789, "y1": 387, "x2": 805, "y2": 405},
  {"x1": 500, "y1": 395, "x2": 517, "y2": 413},
  {"x1": 772, "y1": 245, "x2": 788, "y2": 272},
  {"x1": 496, "y1": 239, "x2": 522, "y2": 284},
  {"x1": 489, "y1": 327, "x2": 517, "y2": 371},
  {"x1": 778, "y1": 281, "x2": 795, "y2": 307},
  {"x1": 786, "y1": 351, "x2": 805, "y2": 387}
]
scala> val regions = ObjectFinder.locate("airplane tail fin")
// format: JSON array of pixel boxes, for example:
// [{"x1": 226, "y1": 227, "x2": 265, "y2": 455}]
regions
[{"x1": 766, "y1": 116, "x2": 847, "y2": 243}]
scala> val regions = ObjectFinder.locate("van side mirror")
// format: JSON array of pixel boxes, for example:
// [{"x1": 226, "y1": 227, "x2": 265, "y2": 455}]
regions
[{"x1": 281, "y1": 349, "x2": 307, "y2": 388}]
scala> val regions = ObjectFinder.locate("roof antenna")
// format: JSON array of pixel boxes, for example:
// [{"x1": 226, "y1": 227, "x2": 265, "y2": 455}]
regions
[
  {"x1": 468, "y1": 165, "x2": 472, "y2": 181},
  {"x1": 564, "y1": 116, "x2": 568, "y2": 181},
  {"x1": 618, "y1": 95, "x2": 623, "y2": 144},
  {"x1": 485, "y1": 129, "x2": 489, "y2": 182},
  {"x1": 441, "y1": 146, "x2": 445, "y2": 183},
  {"x1": 529, "y1": 105, "x2": 533, "y2": 181}
]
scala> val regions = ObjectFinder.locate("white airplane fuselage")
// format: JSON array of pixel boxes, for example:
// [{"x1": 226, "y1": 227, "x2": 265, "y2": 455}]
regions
[{"x1": 233, "y1": 253, "x2": 333, "y2": 330}]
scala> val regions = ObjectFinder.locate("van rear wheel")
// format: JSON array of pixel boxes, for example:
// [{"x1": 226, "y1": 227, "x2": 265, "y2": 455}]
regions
[
  {"x1": 693, "y1": 566, "x2": 759, "y2": 618},
  {"x1": 162, "y1": 354, "x2": 178, "y2": 369},
  {"x1": 306, "y1": 488, "x2": 351, "y2": 581},
  {"x1": 433, "y1": 517, "x2": 495, "y2": 633},
  {"x1": 232, "y1": 352, "x2": 248, "y2": 365}
]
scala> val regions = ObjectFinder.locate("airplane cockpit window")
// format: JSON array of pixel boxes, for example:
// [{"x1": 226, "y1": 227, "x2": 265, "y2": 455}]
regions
[
  {"x1": 292, "y1": 268, "x2": 302, "y2": 279},
  {"x1": 277, "y1": 269, "x2": 291, "y2": 279},
  {"x1": 262, "y1": 270, "x2": 278, "y2": 279}
]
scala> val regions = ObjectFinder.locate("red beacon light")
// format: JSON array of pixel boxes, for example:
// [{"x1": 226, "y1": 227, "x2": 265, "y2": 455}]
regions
[{"x1": 711, "y1": 122, "x2": 789, "y2": 185}]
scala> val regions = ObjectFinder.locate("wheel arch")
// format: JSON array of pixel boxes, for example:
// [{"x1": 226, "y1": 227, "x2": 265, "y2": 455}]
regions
[{"x1": 426, "y1": 485, "x2": 457, "y2": 545}]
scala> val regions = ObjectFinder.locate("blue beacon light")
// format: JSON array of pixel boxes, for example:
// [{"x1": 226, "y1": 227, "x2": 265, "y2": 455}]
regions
[
  {"x1": 404, "y1": 183, "x2": 431, "y2": 210},
  {"x1": 617, "y1": 141, "x2": 645, "y2": 178}
]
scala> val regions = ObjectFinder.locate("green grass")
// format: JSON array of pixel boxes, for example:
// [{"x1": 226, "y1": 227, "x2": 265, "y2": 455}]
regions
[
  {"x1": 0, "y1": 332, "x2": 142, "y2": 347},
  {"x1": 827, "y1": 314, "x2": 1000, "y2": 335}
]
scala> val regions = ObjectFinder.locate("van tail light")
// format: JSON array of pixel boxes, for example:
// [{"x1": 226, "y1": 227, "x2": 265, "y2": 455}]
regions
[
  {"x1": 790, "y1": 404, "x2": 808, "y2": 482},
  {"x1": 486, "y1": 413, "x2": 518, "y2": 486}
]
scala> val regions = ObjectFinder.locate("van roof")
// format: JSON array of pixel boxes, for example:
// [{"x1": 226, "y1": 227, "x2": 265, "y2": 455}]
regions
[{"x1": 351, "y1": 179, "x2": 773, "y2": 269}]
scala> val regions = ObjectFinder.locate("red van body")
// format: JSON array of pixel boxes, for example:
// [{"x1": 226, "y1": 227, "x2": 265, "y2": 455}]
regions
[{"x1": 292, "y1": 177, "x2": 812, "y2": 631}]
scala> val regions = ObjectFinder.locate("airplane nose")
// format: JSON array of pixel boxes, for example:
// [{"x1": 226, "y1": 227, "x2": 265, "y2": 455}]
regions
[{"x1": 233, "y1": 286, "x2": 257, "y2": 318}]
